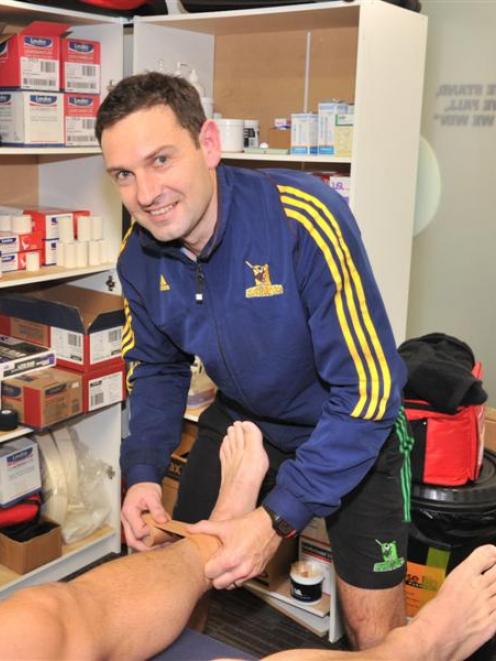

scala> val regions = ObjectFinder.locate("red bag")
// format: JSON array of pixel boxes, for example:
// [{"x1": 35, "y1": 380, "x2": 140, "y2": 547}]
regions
[
  {"x1": 405, "y1": 364, "x2": 485, "y2": 486},
  {"x1": 0, "y1": 493, "x2": 41, "y2": 528}
]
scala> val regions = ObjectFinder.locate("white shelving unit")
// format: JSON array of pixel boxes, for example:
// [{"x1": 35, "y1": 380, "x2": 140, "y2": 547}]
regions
[
  {"x1": 0, "y1": 0, "x2": 124, "y2": 596},
  {"x1": 133, "y1": 0, "x2": 427, "y2": 342}
]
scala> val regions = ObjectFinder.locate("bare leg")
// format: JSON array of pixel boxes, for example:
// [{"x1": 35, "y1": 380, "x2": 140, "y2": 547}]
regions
[
  {"x1": 0, "y1": 421, "x2": 269, "y2": 661},
  {"x1": 336, "y1": 575, "x2": 406, "y2": 649},
  {"x1": 257, "y1": 544, "x2": 496, "y2": 661}
]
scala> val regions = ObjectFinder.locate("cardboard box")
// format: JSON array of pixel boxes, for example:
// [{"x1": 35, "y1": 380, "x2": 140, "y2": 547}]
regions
[
  {"x1": 0, "y1": 335, "x2": 56, "y2": 379},
  {"x1": 22, "y1": 207, "x2": 73, "y2": 240},
  {"x1": 0, "y1": 316, "x2": 50, "y2": 347},
  {"x1": 317, "y1": 101, "x2": 347, "y2": 155},
  {"x1": 0, "y1": 91, "x2": 64, "y2": 146},
  {"x1": 1, "y1": 250, "x2": 41, "y2": 273},
  {"x1": 0, "y1": 231, "x2": 43, "y2": 255},
  {"x1": 61, "y1": 37, "x2": 101, "y2": 94},
  {"x1": 0, "y1": 284, "x2": 124, "y2": 372},
  {"x1": 2, "y1": 367, "x2": 83, "y2": 429},
  {"x1": 267, "y1": 128, "x2": 291, "y2": 150},
  {"x1": 161, "y1": 421, "x2": 198, "y2": 513},
  {"x1": 0, "y1": 517, "x2": 62, "y2": 574},
  {"x1": 42, "y1": 238, "x2": 58, "y2": 265},
  {"x1": 405, "y1": 560, "x2": 446, "y2": 618},
  {"x1": 253, "y1": 537, "x2": 298, "y2": 590},
  {"x1": 64, "y1": 93, "x2": 99, "y2": 146},
  {"x1": 81, "y1": 362, "x2": 126, "y2": 413},
  {"x1": 485, "y1": 406, "x2": 496, "y2": 452},
  {"x1": 0, "y1": 22, "x2": 67, "y2": 90},
  {"x1": 0, "y1": 437, "x2": 41, "y2": 506}
]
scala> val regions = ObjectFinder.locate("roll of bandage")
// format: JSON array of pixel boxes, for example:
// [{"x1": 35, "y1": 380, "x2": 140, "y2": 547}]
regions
[
  {"x1": 98, "y1": 239, "x2": 108, "y2": 264},
  {"x1": 25, "y1": 251, "x2": 40, "y2": 271},
  {"x1": 75, "y1": 241, "x2": 88, "y2": 267},
  {"x1": 77, "y1": 215, "x2": 92, "y2": 242},
  {"x1": 58, "y1": 215, "x2": 74, "y2": 243},
  {"x1": 64, "y1": 241, "x2": 77, "y2": 268},
  {"x1": 89, "y1": 215, "x2": 103, "y2": 241},
  {"x1": 52, "y1": 426, "x2": 80, "y2": 504},
  {"x1": 56, "y1": 241, "x2": 65, "y2": 267},
  {"x1": 88, "y1": 240, "x2": 100, "y2": 265},
  {"x1": 11, "y1": 214, "x2": 32, "y2": 234},
  {"x1": 0, "y1": 215, "x2": 11, "y2": 232},
  {"x1": 35, "y1": 432, "x2": 68, "y2": 525}
]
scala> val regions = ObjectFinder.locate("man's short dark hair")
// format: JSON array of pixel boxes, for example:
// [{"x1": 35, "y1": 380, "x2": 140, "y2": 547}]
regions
[{"x1": 95, "y1": 72, "x2": 206, "y2": 145}]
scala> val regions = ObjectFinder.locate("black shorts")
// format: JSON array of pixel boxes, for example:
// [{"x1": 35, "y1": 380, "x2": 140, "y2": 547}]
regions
[{"x1": 174, "y1": 398, "x2": 409, "y2": 590}]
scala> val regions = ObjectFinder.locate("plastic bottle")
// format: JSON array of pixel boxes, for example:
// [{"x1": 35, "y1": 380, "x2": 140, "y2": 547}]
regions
[{"x1": 187, "y1": 68, "x2": 205, "y2": 97}]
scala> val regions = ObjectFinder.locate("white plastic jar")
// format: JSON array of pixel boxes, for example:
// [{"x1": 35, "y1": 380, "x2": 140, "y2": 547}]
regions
[{"x1": 214, "y1": 118, "x2": 244, "y2": 153}]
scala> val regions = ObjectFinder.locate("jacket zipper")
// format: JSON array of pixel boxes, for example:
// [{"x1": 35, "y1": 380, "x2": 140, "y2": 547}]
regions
[{"x1": 195, "y1": 262, "x2": 204, "y2": 303}]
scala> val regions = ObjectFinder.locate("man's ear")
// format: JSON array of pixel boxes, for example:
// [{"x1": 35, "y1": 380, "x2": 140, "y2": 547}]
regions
[{"x1": 199, "y1": 119, "x2": 222, "y2": 168}]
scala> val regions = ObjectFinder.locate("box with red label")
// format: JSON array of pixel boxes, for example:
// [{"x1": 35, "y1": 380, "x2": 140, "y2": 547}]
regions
[
  {"x1": 2, "y1": 367, "x2": 83, "y2": 429},
  {"x1": 0, "y1": 316, "x2": 50, "y2": 347},
  {"x1": 0, "y1": 284, "x2": 124, "y2": 372},
  {"x1": 0, "y1": 22, "x2": 68, "y2": 91},
  {"x1": 22, "y1": 207, "x2": 72, "y2": 240},
  {"x1": 0, "y1": 231, "x2": 43, "y2": 253},
  {"x1": 61, "y1": 38, "x2": 100, "y2": 94},
  {"x1": 79, "y1": 362, "x2": 126, "y2": 412},
  {"x1": 64, "y1": 93, "x2": 99, "y2": 146}
]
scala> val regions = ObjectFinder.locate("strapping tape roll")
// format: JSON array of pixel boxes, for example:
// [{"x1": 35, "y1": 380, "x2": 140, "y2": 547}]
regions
[
  {"x1": 34, "y1": 432, "x2": 68, "y2": 525},
  {"x1": 52, "y1": 426, "x2": 80, "y2": 504}
]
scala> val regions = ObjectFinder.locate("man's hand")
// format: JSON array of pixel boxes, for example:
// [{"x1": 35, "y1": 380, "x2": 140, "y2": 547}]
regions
[
  {"x1": 121, "y1": 482, "x2": 170, "y2": 551},
  {"x1": 187, "y1": 507, "x2": 282, "y2": 589}
]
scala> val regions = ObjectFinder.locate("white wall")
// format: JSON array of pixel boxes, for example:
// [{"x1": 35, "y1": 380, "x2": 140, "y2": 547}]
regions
[{"x1": 408, "y1": 0, "x2": 496, "y2": 404}]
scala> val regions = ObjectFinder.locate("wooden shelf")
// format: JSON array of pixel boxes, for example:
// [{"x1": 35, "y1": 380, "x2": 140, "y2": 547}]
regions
[
  {"x1": 0, "y1": 0, "x2": 123, "y2": 25},
  {"x1": 0, "y1": 263, "x2": 115, "y2": 289},
  {"x1": 221, "y1": 152, "x2": 351, "y2": 164},
  {"x1": 0, "y1": 147, "x2": 101, "y2": 156},
  {"x1": 0, "y1": 426, "x2": 33, "y2": 444},
  {"x1": 0, "y1": 524, "x2": 115, "y2": 591},
  {"x1": 135, "y1": 1, "x2": 359, "y2": 34}
]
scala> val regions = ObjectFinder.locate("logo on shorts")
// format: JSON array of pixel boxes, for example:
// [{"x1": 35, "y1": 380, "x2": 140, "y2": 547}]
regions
[
  {"x1": 245, "y1": 261, "x2": 284, "y2": 298},
  {"x1": 373, "y1": 539, "x2": 405, "y2": 572}
]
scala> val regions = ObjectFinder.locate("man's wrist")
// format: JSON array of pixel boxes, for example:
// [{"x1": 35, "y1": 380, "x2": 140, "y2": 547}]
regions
[{"x1": 262, "y1": 504, "x2": 297, "y2": 540}]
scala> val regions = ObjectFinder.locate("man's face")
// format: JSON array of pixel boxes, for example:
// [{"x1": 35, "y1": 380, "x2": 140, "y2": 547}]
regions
[{"x1": 101, "y1": 104, "x2": 221, "y2": 254}]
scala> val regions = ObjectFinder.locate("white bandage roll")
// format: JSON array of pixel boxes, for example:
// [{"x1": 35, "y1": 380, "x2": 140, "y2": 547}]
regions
[
  {"x1": 77, "y1": 215, "x2": 92, "y2": 242},
  {"x1": 98, "y1": 239, "x2": 108, "y2": 264},
  {"x1": 56, "y1": 241, "x2": 65, "y2": 267},
  {"x1": 64, "y1": 241, "x2": 77, "y2": 268},
  {"x1": 89, "y1": 215, "x2": 103, "y2": 241},
  {"x1": 0, "y1": 215, "x2": 11, "y2": 232},
  {"x1": 88, "y1": 240, "x2": 100, "y2": 266},
  {"x1": 25, "y1": 251, "x2": 40, "y2": 271},
  {"x1": 75, "y1": 240, "x2": 88, "y2": 267},
  {"x1": 52, "y1": 426, "x2": 80, "y2": 504},
  {"x1": 35, "y1": 432, "x2": 68, "y2": 526},
  {"x1": 58, "y1": 215, "x2": 74, "y2": 243},
  {"x1": 12, "y1": 214, "x2": 32, "y2": 234}
]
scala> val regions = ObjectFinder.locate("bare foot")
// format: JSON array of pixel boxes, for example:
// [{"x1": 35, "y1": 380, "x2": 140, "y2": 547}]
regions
[
  {"x1": 210, "y1": 421, "x2": 269, "y2": 521},
  {"x1": 410, "y1": 544, "x2": 496, "y2": 660}
]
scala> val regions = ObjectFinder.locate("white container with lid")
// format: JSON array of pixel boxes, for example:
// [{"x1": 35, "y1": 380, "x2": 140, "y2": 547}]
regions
[{"x1": 214, "y1": 119, "x2": 244, "y2": 153}]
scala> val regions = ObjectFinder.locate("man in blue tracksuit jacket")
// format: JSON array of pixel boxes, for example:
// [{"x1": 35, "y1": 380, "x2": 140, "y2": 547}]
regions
[{"x1": 96, "y1": 72, "x2": 411, "y2": 649}]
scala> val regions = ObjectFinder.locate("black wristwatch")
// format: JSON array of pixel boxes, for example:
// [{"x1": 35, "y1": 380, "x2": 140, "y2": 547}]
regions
[{"x1": 262, "y1": 504, "x2": 297, "y2": 539}]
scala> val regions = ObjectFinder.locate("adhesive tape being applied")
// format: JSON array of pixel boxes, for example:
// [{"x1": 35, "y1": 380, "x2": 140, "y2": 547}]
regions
[
  {"x1": 0, "y1": 408, "x2": 19, "y2": 431},
  {"x1": 34, "y1": 432, "x2": 68, "y2": 525}
]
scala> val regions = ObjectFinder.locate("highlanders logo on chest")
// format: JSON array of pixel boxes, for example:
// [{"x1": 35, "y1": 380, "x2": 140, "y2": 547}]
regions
[{"x1": 245, "y1": 261, "x2": 284, "y2": 298}]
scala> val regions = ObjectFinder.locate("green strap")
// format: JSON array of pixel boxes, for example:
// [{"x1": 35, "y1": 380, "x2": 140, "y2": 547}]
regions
[{"x1": 394, "y1": 405, "x2": 415, "y2": 523}]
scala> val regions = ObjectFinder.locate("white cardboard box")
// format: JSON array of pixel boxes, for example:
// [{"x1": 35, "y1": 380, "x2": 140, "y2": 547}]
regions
[
  {"x1": 0, "y1": 90, "x2": 64, "y2": 145},
  {"x1": 0, "y1": 437, "x2": 41, "y2": 506}
]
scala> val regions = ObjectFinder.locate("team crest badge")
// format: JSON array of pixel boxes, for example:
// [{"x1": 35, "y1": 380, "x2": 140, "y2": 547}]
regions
[
  {"x1": 160, "y1": 274, "x2": 170, "y2": 292},
  {"x1": 245, "y1": 261, "x2": 284, "y2": 298}
]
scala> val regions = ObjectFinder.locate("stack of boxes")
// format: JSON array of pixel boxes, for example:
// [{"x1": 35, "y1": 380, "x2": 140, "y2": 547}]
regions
[
  {"x1": 288, "y1": 102, "x2": 354, "y2": 157},
  {"x1": 0, "y1": 284, "x2": 126, "y2": 428},
  {"x1": 0, "y1": 22, "x2": 100, "y2": 146}
]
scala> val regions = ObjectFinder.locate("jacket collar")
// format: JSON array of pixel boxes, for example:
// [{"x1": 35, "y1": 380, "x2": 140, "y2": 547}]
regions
[{"x1": 137, "y1": 163, "x2": 233, "y2": 260}]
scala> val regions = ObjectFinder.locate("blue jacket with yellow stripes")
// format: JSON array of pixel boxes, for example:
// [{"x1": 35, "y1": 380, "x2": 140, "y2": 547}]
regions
[{"x1": 118, "y1": 164, "x2": 407, "y2": 532}]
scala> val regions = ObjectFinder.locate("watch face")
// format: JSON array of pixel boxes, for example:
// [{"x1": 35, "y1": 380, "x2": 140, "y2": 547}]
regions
[{"x1": 277, "y1": 518, "x2": 294, "y2": 537}]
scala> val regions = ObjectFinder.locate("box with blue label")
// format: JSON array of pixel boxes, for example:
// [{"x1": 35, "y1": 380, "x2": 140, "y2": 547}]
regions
[
  {"x1": 0, "y1": 90, "x2": 64, "y2": 145},
  {"x1": 0, "y1": 437, "x2": 41, "y2": 507}
]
